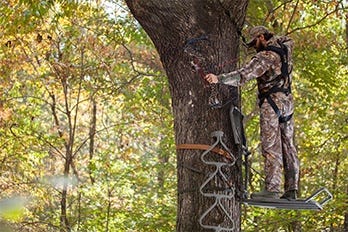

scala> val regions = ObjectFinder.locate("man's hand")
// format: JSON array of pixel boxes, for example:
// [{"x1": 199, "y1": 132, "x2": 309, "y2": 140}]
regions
[{"x1": 204, "y1": 73, "x2": 218, "y2": 84}]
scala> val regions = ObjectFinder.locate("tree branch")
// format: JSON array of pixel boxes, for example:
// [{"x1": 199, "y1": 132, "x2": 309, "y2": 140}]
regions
[
  {"x1": 285, "y1": 0, "x2": 299, "y2": 34},
  {"x1": 287, "y1": 4, "x2": 347, "y2": 35}
]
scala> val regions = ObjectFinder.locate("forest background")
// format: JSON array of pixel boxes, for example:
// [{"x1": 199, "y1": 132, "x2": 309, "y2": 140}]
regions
[{"x1": 0, "y1": 0, "x2": 347, "y2": 231}]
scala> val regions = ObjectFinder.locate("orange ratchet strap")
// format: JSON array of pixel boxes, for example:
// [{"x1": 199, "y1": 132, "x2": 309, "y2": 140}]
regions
[{"x1": 176, "y1": 143, "x2": 232, "y2": 161}]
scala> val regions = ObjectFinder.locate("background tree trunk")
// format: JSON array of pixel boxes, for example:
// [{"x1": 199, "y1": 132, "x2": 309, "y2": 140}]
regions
[{"x1": 125, "y1": 1, "x2": 248, "y2": 231}]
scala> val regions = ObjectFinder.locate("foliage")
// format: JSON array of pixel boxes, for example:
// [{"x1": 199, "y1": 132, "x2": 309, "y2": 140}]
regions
[
  {"x1": 0, "y1": 0, "x2": 347, "y2": 231},
  {"x1": 0, "y1": 0, "x2": 175, "y2": 231}
]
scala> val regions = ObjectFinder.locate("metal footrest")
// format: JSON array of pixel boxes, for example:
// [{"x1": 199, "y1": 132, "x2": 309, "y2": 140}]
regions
[
  {"x1": 243, "y1": 198, "x2": 322, "y2": 210},
  {"x1": 243, "y1": 187, "x2": 333, "y2": 210}
]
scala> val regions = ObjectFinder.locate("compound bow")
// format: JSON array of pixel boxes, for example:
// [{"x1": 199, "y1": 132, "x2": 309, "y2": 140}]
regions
[{"x1": 184, "y1": 35, "x2": 222, "y2": 109}]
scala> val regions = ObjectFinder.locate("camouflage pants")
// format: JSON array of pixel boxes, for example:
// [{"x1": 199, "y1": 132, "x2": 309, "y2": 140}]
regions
[{"x1": 259, "y1": 92, "x2": 300, "y2": 193}]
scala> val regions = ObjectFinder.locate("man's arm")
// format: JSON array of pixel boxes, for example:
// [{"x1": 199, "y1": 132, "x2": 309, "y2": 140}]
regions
[
  {"x1": 204, "y1": 71, "x2": 240, "y2": 86},
  {"x1": 205, "y1": 52, "x2": 275, "y2": 86}
]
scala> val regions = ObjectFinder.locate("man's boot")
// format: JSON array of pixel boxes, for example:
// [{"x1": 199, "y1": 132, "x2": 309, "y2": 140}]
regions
[
  {"x1": 251, "y1": 189, "x2": 281, "y2": 199},
  {"x1": 280, "y1": 190, "x2": 297, "y2": 200}
]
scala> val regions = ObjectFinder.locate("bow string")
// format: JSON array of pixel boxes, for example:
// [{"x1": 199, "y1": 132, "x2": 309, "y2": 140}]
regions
[{"x1": 184, "y1": 35, "x2": 222, "y2": 109}]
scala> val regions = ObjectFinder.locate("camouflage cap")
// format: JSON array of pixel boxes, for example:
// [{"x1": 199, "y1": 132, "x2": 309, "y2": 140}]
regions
[{"x1": 246, "y1": 26, "x2": 270, "y2": 47}]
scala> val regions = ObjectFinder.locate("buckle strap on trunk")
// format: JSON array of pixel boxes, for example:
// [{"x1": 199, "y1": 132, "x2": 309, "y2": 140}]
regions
[{"x1": 176, "y1": 143, "x2": 233, "y2": 161}]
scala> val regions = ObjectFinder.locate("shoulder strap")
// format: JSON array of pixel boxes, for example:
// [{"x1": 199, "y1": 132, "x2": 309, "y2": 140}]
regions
[
  {"x1": 258, "y1": 41, "x2": 293, "y2": 122},
  {"x1": 264, "y1": 42, "x2": 289, "y2": 78}
]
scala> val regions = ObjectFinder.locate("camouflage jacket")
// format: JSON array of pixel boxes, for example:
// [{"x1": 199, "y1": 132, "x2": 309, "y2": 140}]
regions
[{"x1": 218, "y1": 35, "x2": 294, "y2": 94}]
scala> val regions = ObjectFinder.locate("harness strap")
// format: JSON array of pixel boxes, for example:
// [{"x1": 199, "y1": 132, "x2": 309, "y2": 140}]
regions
[
  {"x1": 258, "y1": 41, "x2": 293, "y2": 123},
  {"x1": 176, "y1": 143, "x2": 233, "y2": 161},
  {"x1": 258, "y1": 86, "x2": 290, "y2": 103},
  {"x1": 262, "y1": 41, "x2": 292, "y2": 95},
  {"x1": 258, "y1": 85, "x2": 290, "y2": 108},
  {"x1": 259, "y1": 94, "x2": 293, "y2": 123},
  {"x1": 279, "y1": 113, "x2": 293, "y2": 123},
  {"x1": 265, "y1": 44, "x2": 289, "y2": 79}
]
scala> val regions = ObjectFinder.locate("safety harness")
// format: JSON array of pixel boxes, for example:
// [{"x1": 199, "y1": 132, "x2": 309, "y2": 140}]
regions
[{"x1": 258, "y1": 40, "x2": 293, "y2": 123}]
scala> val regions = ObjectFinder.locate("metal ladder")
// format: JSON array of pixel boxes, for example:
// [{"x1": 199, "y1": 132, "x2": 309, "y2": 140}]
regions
[{"x1": 198, "y1": 131, "x2": 237, "y2": 231}]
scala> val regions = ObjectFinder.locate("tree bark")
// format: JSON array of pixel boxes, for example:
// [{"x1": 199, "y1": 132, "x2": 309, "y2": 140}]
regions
[{"x1": 125, "y1": 1, "x2": 248, "y2": 231}]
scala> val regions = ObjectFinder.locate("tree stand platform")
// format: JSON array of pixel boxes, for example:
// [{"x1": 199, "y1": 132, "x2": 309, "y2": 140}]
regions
[{"x1": 243, "y1": 187, "x2": 332, "y2": 210}]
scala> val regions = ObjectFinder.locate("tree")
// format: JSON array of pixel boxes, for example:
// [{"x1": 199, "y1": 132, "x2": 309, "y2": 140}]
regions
[
  {"x1": 1, "y1": 0, "x2": 346, "y2": 231},
  {"x1": 125, "y1": 1, "x2": 248, "y2": 231}
]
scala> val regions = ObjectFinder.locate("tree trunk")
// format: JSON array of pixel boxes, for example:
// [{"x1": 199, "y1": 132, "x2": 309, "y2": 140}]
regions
[
  {"x1": 89, "y1": 97, "x2": 97, "y2": 184},
  {"x1": 125, "y1": 1, "x2": 248, "y2": 231}
]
